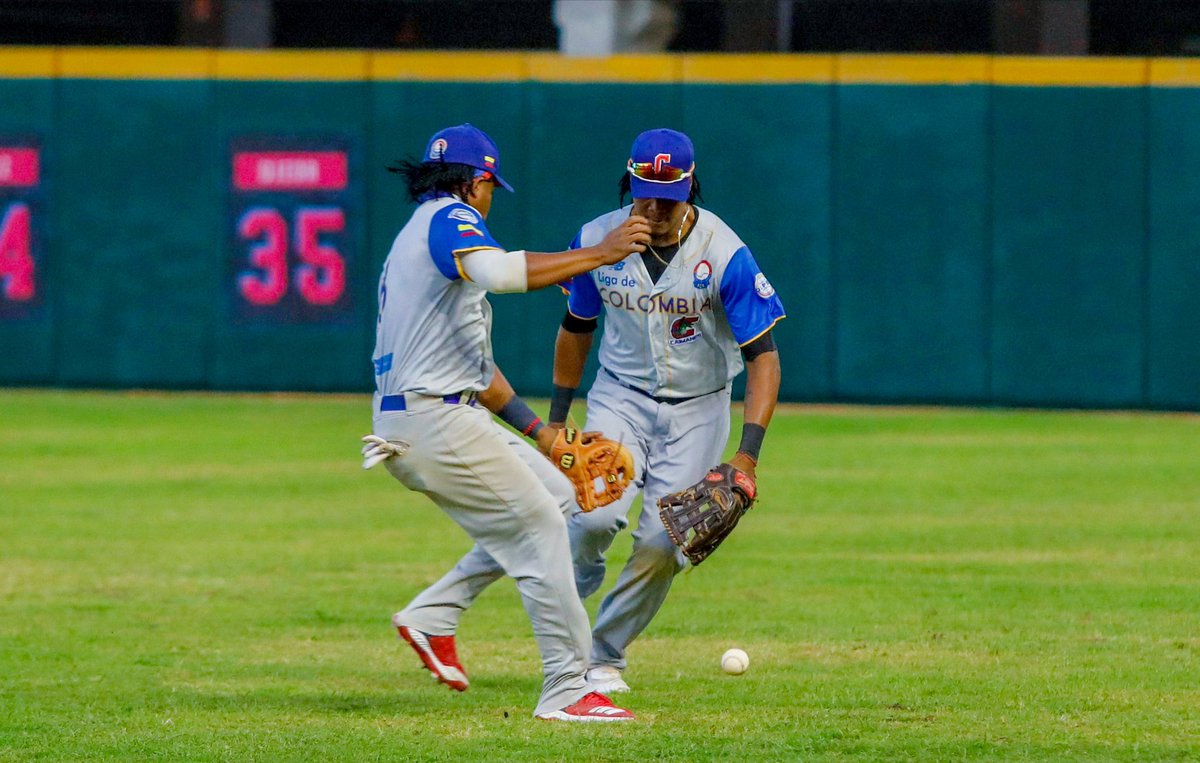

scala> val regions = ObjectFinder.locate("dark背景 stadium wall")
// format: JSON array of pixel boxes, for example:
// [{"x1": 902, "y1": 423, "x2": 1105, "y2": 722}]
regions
[{"x1": 0, "y1": 49, "x2": 1196, "y2": 410}]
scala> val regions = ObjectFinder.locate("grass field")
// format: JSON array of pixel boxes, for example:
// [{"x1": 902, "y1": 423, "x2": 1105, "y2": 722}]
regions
[{"x1": 1, "y1": 390, "x2": 1198, "y2": 762}]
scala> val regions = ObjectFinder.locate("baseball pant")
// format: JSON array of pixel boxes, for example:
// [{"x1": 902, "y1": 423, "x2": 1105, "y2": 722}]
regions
[
  {"x1": 570, "y1": 371, "x2": 731, "y2": 670},
  {"x1": 375, "y1": 396, "x2": 590, "y2": 717}
]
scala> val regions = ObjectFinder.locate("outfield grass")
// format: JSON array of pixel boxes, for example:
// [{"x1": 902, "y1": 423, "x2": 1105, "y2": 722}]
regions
[{"x1": 1, "y1": 390, "x2": 1197, "y2": 762}]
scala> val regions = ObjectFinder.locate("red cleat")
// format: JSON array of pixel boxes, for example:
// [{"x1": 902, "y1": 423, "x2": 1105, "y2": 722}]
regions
[
  {"x1": 536, "y1": 691, "x2": 635, "y2": 722},
  {"x1": 395, "y1": 622, "x2": 469, "y2": 692}
]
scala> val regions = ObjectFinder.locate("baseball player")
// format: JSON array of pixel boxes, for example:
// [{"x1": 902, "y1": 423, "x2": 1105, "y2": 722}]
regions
[
  {"x1": 549, "y1": 128, "x2": 786, "y2": 694},
  {"x1": 365, "y1": 123, "x2": 649, "y2": 721}
]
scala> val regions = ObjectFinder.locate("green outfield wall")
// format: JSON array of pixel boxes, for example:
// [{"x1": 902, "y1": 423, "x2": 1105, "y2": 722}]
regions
[{"x1": 0, "y1": 50, "x2": 1197, "y2": 409}]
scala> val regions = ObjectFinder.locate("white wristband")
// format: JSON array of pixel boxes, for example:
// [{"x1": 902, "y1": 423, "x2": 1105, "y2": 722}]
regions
[{"x1": 458, "y1": 248, "x2": 528, "y2": 293}]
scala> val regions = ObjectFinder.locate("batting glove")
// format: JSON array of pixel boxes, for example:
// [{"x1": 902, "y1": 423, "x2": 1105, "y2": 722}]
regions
[{"x1": 361, "y1": 435, "x2": 408, "y2": 470}]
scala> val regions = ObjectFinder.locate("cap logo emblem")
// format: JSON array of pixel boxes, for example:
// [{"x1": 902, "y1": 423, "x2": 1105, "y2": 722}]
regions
[
  {"x1": 654, "y1": 153, "x2": 671, "y2": 172},
  {"x1": 429, "y1": 138, "x2": 448, "y2": 160}
]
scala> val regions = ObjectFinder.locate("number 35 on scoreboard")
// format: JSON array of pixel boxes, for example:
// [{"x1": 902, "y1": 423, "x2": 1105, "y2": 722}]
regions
[{"x1": 227, "y1": 138, "x2": 359, "y2": 325}]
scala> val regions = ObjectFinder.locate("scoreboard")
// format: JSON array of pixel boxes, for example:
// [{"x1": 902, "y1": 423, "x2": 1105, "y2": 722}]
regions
[{"x1": 227, "y1": 136, "x2": 358, "y2": 326}]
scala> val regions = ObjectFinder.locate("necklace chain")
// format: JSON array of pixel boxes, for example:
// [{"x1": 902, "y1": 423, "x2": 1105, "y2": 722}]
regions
[{"x1": 644, "y1": 205, "x2": 692, "y2": 268}]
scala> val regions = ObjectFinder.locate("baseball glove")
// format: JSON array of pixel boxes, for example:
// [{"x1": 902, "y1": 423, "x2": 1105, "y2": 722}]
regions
[
  {"x1": 549, "y1": 427, "x2": 635, "y2": 512},
  {"x1": 657, "y1": 463, "x2": 757, "y2": 566}
]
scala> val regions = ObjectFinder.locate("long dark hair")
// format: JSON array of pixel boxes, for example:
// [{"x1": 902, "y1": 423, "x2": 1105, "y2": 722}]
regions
[
  {"x1": 388, "y1": 159, "x2": 476, "y2": 203},
  {"x1": 618, "y1": 171, "x2": 703, "y2": 207}
]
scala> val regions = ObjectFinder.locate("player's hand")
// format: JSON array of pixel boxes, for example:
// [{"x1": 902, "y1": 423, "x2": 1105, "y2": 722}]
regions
[
  {"x1": 729, "y1": 452, "x2": 757, "y2": 481},
  {"x1": 361, "y1": 435, "x2": 408, "y2": 469},
  {"x1": 534, "y1": 426, "x2": 558, "y2": 456},
  {"x1": 597, "y1": 215, "x2": 651, "y2": 264}
]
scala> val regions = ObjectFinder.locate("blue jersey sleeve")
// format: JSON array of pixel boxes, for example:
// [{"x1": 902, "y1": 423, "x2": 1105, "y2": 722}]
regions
[
  {"x1": 719, "y1": 246, "x2": 786, "y2": 346},
  {"x1": 559, "y1": 229, "x2": 602, "y2": 319},
  {"x1": 427, "y1": 202, "x2": 505, "y2": 280}
]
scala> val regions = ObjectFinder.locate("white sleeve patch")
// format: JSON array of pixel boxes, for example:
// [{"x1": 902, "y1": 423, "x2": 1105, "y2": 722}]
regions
[
  {"x1": 448, "y1": 207, "x2": 479, "y2": 224},
  {"x1": 754, "y1": 273, "x2": 776, "y2": 298}
]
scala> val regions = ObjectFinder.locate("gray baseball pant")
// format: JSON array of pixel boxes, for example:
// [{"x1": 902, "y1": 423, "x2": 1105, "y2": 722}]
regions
[{"x1": 376, "y1": 396, "x2": 590, "y2": 717}]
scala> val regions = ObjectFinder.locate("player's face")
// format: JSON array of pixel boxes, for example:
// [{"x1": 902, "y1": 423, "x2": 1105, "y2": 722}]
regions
[
  {"x1": 466, "y1": 177, "x2": 496, "y2": 219},
  {"x1": 632, "y1": 196, "x2": 689, "y2": 244}
]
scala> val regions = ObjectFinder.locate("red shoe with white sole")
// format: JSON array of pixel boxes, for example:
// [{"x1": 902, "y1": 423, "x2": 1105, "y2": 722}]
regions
[
  {"x1": 395, "y1": 623, "x2": 469, "y2": 692},
  {"x1": 536, "y1": 691, "x2": 635, "y2": 722}
]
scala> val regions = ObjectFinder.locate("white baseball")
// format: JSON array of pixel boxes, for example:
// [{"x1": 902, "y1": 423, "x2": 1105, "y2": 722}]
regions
[{"x1": 721, "y1": 648, "x2": 749, "y2": 675}]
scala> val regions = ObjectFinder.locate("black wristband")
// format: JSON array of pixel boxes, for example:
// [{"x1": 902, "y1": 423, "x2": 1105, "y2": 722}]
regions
[
  {"x1": 549, "y1": 384, "x2": 576, "y2": 423},
  {"x1": 737, "y1": 423, "x2": 766, "y2": 462},
  {"x1": 497, "y1": 396, "x2": 544, "y2": 440},
  {"x1": 561, "y1": 312, "x2": 598, "y2": 334}
]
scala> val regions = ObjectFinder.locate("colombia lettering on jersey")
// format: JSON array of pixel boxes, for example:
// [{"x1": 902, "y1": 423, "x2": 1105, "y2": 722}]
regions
[
  {"x1": 599, "y1": 289, "x2": 713, "y2": 316},
  {"x1": 563, "y1": 206, "x2": 785, "y2": 398}
]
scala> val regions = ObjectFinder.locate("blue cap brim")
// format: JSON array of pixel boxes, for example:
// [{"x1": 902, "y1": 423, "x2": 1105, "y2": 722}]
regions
[
  {"x1": 494, "y1": 173, "x2": 514, "y2": 192},
  {"x1": 630, "y1": 175, "x2": 689, "y2": 202}
]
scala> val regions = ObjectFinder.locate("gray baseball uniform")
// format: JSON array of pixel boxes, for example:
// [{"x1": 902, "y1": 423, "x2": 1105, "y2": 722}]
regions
[
  {"x1": 372, "y1": 195, "x2": 592, "y2": 717},
  {"x1": 416, "y1": 204, "x2": 786, "y2": 676},
  {"x1": 562, "y1": 205, "x2": 786, "y2": 670}
]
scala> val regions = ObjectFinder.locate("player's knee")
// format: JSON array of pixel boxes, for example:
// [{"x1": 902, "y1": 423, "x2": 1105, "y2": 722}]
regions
[
  {"x1": 574, "y1": 564, "x2": 605, "y2": 599},
  {"x1": 570, "y1": 507, "x2": 627, "y2": 538},
  {"x1": 517, "y1": 493, "x2": 570, "y2": 539},
  {"x1": 634, "y1": 532, "x2": 686, "y2": 573}
]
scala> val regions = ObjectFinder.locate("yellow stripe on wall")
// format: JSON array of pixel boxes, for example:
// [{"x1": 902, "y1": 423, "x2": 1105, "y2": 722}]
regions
[
  {"x1": 0, "y1": 46, "x2": 56, "y2": 77},
  {"x1": 683, "y1": 54, "x2": 833, "y2": 83},
  {"x1": 1149, "y1": 58, "x2": 1200, "y2": 87},
  {"x1": 372, "y1": 51, "x2": 526, "y2": 81},
  {"x1": 527, "y1": 53, "x2": 680, "y2": 83},
  {"x1": 58, "y1": 47, "x2": 213, "y2": 79},
  {"x1": 215, "y1": 49, "x2": 369, "y2": 81},
  {"x1": 0, "y1": 46, "x2": 1197, "y2": 87},
  {"x1": 839, "y1": 55, "x2": 990, "y2": 85},
  {"x1": 992, "y1": 56, "x2": 1147, "y2": 87}
]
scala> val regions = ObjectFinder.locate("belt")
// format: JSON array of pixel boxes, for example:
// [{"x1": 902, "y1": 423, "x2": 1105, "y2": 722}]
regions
[
  {"x1": 379, "y1": 391, "x2": 478, "y2": 412},
  {"x1": 601, "y1": 368, "x2": 720, "y2": 406}
]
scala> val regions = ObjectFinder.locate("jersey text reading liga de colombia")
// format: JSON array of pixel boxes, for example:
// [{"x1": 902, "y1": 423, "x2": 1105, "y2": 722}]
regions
[
  {"x1": 563, "y1": 206, "x2": 786, "y2": 399},
  {"x1": 372, "y1": 197, "x2": 505, "y2": 398}
]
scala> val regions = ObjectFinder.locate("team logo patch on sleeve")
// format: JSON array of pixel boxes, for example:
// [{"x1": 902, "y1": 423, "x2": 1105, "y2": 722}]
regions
[
  {"x1": 754, "y1": 272, "x2": 776, "y2": 298},
  {"x1": 448, "y1": 207, "x2": 479, "y2": 224},
  {"x1": 693, "y1": 260, "x2": 713, "y2": 289},
  {"x1": 668, "y1": 315, "x2": 702, "y2": 346}
]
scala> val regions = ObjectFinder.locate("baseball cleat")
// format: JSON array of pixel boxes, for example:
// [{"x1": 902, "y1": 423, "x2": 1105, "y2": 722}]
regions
[
  {"x1": 394, "y1": 619, "x2": 469, "y2": 692},
  {"x1": 536, "y1": 692, "x2": 635, "y2": 722},
  {"x1": 585, "y1": 665, "x2": 631, "y2": 694}
]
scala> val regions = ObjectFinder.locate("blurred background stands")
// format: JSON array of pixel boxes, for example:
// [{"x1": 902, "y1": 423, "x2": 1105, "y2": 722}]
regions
[{"x1": 3, "y1": 1, "x2": 1200, "y2": 57}]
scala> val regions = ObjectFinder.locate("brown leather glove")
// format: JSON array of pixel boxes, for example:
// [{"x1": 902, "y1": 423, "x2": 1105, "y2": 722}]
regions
[{"x1": 549, "y1": 428, "x2": 635, "y2": 512}]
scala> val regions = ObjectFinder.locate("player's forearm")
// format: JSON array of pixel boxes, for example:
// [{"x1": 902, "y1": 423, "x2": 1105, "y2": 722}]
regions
[
  {"x1": 481, "y1": 366, "x2": 553, "y2": 449},
  {"x1": 459, "y1": 247, "x2": 611, "y2": 294},
  {"x1": 553, "y1": 328, "x2": 592, "y2": 389},
  {"x1": 742, "y1": 350, "x2": 781, "y2": 430},
  {"x1": 477, "y1": 367, "x2": 517, "y2": 413},
  {"x1": 523, "y1": 248, "x2": 609, "y2": 291},
  {"x1": 549, "y1": 328, "x2": 593, "y2": 424},
  {"x1": 732, "y1": 350, "x2": 780, "y2": 469}
]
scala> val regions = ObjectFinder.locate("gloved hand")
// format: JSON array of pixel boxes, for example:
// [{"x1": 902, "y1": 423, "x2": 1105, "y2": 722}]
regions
[{"x1": 361, "y1": 435, "x2": 409, "y2": 470}]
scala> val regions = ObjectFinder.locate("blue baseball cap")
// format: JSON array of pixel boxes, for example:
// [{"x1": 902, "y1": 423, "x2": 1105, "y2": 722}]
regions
[
  {"x1": 423, "y1": 123, "x2": 514, "y2": 192},
  {"x1": 627, "y1": 128, "x2": 695, "y2": 202}
]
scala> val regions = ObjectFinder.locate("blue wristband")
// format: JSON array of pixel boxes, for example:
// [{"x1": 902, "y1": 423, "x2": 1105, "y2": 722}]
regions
[
  {"x1": 497, "y1": 396, "x2": 544, "y2": 440},
  {"x1": 549, "y1": 384, "x2": 576, "y2": 424}
]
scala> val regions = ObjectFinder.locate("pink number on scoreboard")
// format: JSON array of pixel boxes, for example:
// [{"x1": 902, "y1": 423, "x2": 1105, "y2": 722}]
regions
[
  {"x1": 237, "y1": 208, "x2": 289, "y2": 306},
  {"x1": 295, "y1": 207, "x2": 346, "y2": 306},
  {"x1": 0, "y1": 203, "x2": 34, "y2": 302}
]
